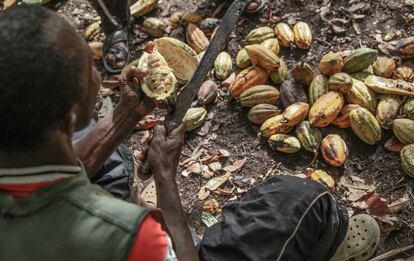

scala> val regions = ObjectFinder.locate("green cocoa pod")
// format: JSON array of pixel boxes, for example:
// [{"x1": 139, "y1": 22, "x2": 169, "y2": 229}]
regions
[
  {"x1": 393, "y1": 118, "x2": 414, "y2": 144},
  {"x1": 183, "y1": 107, "x2": 207, "y2": 131},
  {"x1": 295, "y1": 121, "x2": 322, "y2": 153},
  {"x1": 240, "y1": 85, "x2": 280, "y2": 107},
  {"x1": 245, "y1": 26, "x2": 275, "y2": 44},
  {"x1": 400, "y1": 144, "x2": 414, "y2": 178},
  {"x1": 214, "y1": 51, "x2": 233, "y2": 80},
  {"x1": 400, "y1": 97, "x2": 414, "y2": 120},
  {"x1": 308, "y1": 74, "x2": 328, "y2": 106},
  {"x1": 328, "y1": 72, "x2": 353, "y2": 94},
  {"x1": 268, "y1": 134, "x2": 301, "y2": 153},
  {"x1": 236, "y1": 48, "x2": 252, "y2": 69},
  {"x1": 270, "y1": 58, "x2": 288, "y2": 85},
  {"x1": 143, "y1": 18, "x2": 166, "y2": 37},
  {"x1": 376, "y1": 95, "x2": 402, "y2": 129},
  {"x1": 349, "y1": 107, "x2": 382, "y2": 145},
  {"x1": 347, "y1": 79, "x2": 377, "y2": 113},
  {"x1": 343, "y1": 48, "x2": 378, "y2": 73}
]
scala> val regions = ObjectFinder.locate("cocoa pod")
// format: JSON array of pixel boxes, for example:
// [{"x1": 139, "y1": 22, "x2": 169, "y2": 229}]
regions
[
  {"x1": 319, "y1": 52, "x2": 344, "y2": 76},
  {"x1": 261, "y1": 38, "x2": 280, "y2": 55},
  {"x1": 347, "y1": 79, "x2": 377, "y2": 113},
  {"x1": 385, "y1": 136, "x2": 404, "y2": 153},
  {"x1": 343, "y1": 48, "x2": 378, "y2": 73},
  {"x1": 245, "y1": 44, "x2": 280, "y2": 71},
  {"x1": 393, "y1": 118, "x2": 414, "y2": 144},
  {"x1": 248, "y1": 104, "x2": 281, "y2": 125},
  {"x1": 376, "y1": 95, "x2": 402, "y2": 129},
  {"x1": 349, "y1": 107, "x2": 382, "y2": 145},
  {"x1": 280, "y1": 79, "x2": 308, "y2": 108},
  {"x1": 246, "y1": 26, "x2": 275, "y2": 44},
  {"x1": 240, "y1": 85, "x2": 280, "y2": 107},
  {"x1": 400, "y1": 97, "x2": 414, "y2": 120},
  {"x1": 222, "y1": 72, "x2": 236, "y2": 88},
  {"x1": 400, "y1": 144, "x2": 414, "y2": 177},
  {"x1": 268, "y1": 134, "x2": 301, "y2": 154},
  {"x1": 394, "y1": 37, "x2": 414, "y2": 58},
  {"x1": 373, "y1": 56, "x2": 396, "y2": 78},
  {"x1": 282, "y1": 102, "x2": 310, "y2": 127},
  {"x1": 309, "y1": 91, "x2": 344, "y2": 127},
  {"x1": 130, "y1": 0, "x2": 157, "y2": 17},
  {"x1": 229, "y1": 66, "x2": 268, "y2": 100},
  {"x1": 321, "y1": 134, "x2": 348, "y2": 167},
  {"x1": 293, "y1": 21, "x2": 312, "y2": 49},
  {"x1": 214, "y1": 51, "x2": 233, "y2": 80},
  {"x1": 295, "y1": 121, "x2": 322, "y2": 153},
  {"x1": 186, "y1": 23, "x2": 209, "y2": 53},
  {"x1": 198, "y1": 80, "x2": 218, "y2": 105},
  {"x1": 328, "y1": 72, "x2": 353, "y2": 94},
  {"x1": 200, "y1": 18, "x2": 221, "y2": 37},
  {"x1": 83, "y1": 21, "x2": 101, "y2": 40},
  {"x1": 310, "y1": 170, "x2": 335, "y2": 189},
  {"x1": 274, "y1": 22, "x2": 294, "y2": 47},
  {"x1": 270, "y1": 58, "x2": 288, "y2": 85},
  {"x1": 236, "y1": 48, "x2": 252, "y2": 69},
  {"x1": 332, "y1": 104, "x2": 361, "y2": 128},
  {"x1": 169, "y1": 12, "x2": 184, "y2": 29},
  {"x1": 181, "y1": 12, "x2": 203, "y2": 26},
  {"x1": 143, "y1": 17, "x2": 166, "y2": 38},
  {"x1": 308, "y1": 74, "x2": 328, "y2": 106},
  {"x1": 183, "y1": 107, "x2": 207, "y2": 131},
  {"x1": 350, "y1": 71, "x2": 373, "y2": 81},
  {"x1": 260, "y1": 114, "x2": 293, "y2": 138},
  {"x1": 88, "y1": 42, "x2": 103, "y2": 60},
  {"x1": 393, "y1": 66, "x2": 414, "y2": 82},
  {"x1": 292, "y1": 62, "x2": 314, "y2": 86},
  {"x1": 365, "y1": 75, "x2": 414, "y2": 96}
]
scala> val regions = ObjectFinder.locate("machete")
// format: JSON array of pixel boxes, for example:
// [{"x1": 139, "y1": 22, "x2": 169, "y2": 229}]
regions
[{"x1": 165, "y1": 0, "x2": 250, "y2": 133}]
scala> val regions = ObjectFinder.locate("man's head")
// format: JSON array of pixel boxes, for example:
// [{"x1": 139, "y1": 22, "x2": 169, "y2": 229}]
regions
[{"x1": 0, "y1": 5, "x2": 100, "y2": 152}]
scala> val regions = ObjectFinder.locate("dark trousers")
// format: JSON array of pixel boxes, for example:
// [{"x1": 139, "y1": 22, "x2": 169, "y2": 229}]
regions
[
  {"x1": 90, "y1": 0, "x2": 129, "y2": 35},
  {"x1": 198, "y1": 176, "x2": 349, "y2": 261}
]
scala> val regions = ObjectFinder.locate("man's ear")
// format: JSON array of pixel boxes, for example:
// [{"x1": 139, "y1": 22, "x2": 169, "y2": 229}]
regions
[{"x1": 59, "y1": 106, "x2": 79, "y2": 138}]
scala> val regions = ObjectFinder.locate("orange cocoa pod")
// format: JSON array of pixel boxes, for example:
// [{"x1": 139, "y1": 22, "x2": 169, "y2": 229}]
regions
[
  {"x1": 309, "y1": 91, "x2": 345, "y2": 128},
  {"x1": 229, "y1": 66, "x2": 268, "y2": 100},
  {"x1": 332, "y1": 104, "x2": 361, "y2": 128},
  {"x1": 321, "y1": 134, "x2": 348, "y2": 167}
]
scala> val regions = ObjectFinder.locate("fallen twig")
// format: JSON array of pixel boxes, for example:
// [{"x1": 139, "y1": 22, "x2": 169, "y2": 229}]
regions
[{"x1": 369, "y1": 243, "x2": 414, "y2": 261}]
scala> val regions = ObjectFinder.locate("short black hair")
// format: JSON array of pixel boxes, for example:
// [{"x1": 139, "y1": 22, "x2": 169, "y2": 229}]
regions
[{"x1": 0, "y1": 6, "x2": 83, "y2": 151}]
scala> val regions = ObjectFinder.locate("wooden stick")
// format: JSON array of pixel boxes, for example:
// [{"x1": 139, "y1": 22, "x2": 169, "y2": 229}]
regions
[{"x1": 369, "y1": 244, "x2": 414, "y2": 261}]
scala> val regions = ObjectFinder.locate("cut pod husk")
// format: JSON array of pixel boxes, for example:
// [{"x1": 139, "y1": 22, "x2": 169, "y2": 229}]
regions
[
  {"x1": 349, "y1": 107, "x2": 382, "y2": 145},
  {"x1": 321, "y1": 134, "x2": 348, "y2": 167},
  {"x1": 214, "y1": 51, "x2": 233, "y2": 80},
  {"x1": 296, "y1": 121, "x2": 322, "y2": 164},
  {"x1": 393, "y1": 118, "x2": 414, "y2": 144},
  {"x1": 365, "y1": 75, "x2": 414, "y2": 96},
  {"x1": 248, "y1": 104, "x2": 281, "y2": 125},
  {"x1": 183, "y1": 107, "x2": 207, "y2": 131},
  {"x1": 400, "y1": 144, "x2": 414, "y2": 177},
  {"x1": 394, "y1": 36, "x2": 414, "y2": 58},
  {"x1": 343, "y1": 48, "x2": 378, "y2": 73},
  {"x1": 268, "y1": 134, "x2": 301, "y2": 154},
  {"x1": 240, "y1": 85, "x2": 280, "y2": 107},
  {"x1": 309, "y1": 91, "x2": 345, "y2": 127},
  {"x1": 293, "y1": 21, "x2": 312, "y2": 49},
  {"x1": 376, "y1": 95, "x2": 402, "y2": 129}
]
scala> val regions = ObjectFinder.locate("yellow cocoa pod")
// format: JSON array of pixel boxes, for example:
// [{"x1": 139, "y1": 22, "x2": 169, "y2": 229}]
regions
[
  {"x1": 292, "y1": 62, "x2": 315, "y2": 86},
  {"x1": 393, "y1": 118, "x2": 414, "y2": 144},
  {"x1": 260, "y1": 114, "x2": 293, "y2": 138},
  {"x1": 328, "y1": 72, "x2": 353, "y2": 94},
  {"x1": 309, "y1": 91, "x2": 344, "y2": 127},
  {"x1": 282, "y1": 102, "x2": 310, "y2": 127},
  {"x1": 88, "y1": 42, "x2": 103, "y2": 60},
  {"x1": 186, "y1": 23, "x2": 209, "y2": 53},
  {"x1": 248, "y1": 104, "x2": 281, "y2": 125},
  {"x1": 214, "y1": 51, "x2": 233, "y2": 80},
  {"x1": 319, "y1": 52, "x2": 344, "y2": 76},
  {"x1": 229, "y1": 66, "x2": 268, "y2": 100},
  {"x1": 246, "y1": 26, "x2": 275, "y2": 44},
  {"x1": 347, "y1": 79, "x2": 377, "y2": 113},
  {"x1": 83, "y1": 21, "x2": 101, "y2": 40},
  {"x1": 321, "y1": 134, "x2": 348, "y2": 167},
  {"x1": 373, "y1": 56, "x2": 396, "y2": 78},
  {"x1": 393, "y1": 66, "x2": 414, "y2": 82},
  {"x1": 183, "y1": 107, "x2": 207, "y2": 131},
  {"x1": 332, "y1": 104, "x2": 361, "y2": 129},
  {"x1": 268, "y1": 134, "x2": 301, "y2": 154},
  {"x1": 274, "y1": 22, "x2": 294, "y2": 47},
  {"x1": 270, "y1": 58, "x2": 288, "y2": 85},
  {"x1": 293, "y1": 21, "x2": 312, "y2": 49},
  {"x1": 376, "y1": 95, "x2": 402, "y2": 129},
  {"x1": 308, "y1": 74, "x2": 328, "y2": 106},
  {"x1": 350, "y1": 107, "x2": 382, "y2": 145},
  {"x1": 130, "y1": 0, "x2": 157, "y2": 17},
  {"x1": 261, "y1": 38, "x2": 280, "y2": 55},
  {"x1": 310, "y1": 170, "x2": 335, "y2": 188},
  {"x1": 181, "y1": 12, "x2": 203, "y2": 26},
  {"x1": 236, "y1": 48, "x2": 252, "y2": 69},
  {"x1": 245, "y1": 44, "x2": 280, "y2": 72},
  {"x1": 394, "y1": 36, "x2": 414, "y2": 58},
  {"x1": 143, "y1": 17, "x2": 166, "y2": 38},
  {"x1": 240, "y1": 85, "x2": 280, "y2": 107},
  {"x1": 400, "y1": 144, "x2": 414, "y2": 177}
]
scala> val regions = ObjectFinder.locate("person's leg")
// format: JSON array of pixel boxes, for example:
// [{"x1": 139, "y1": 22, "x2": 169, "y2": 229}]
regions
[{"x1": 197, "y1": 176, "x2": 349, "y2": 261}]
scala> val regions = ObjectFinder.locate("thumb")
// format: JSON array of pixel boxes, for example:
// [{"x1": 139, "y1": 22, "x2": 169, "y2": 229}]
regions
[
  {"x1": 153, "y1": 124, "x2": 167, "y2": 141},
  {"x1": 168, "y1": 123, "x2": 185, "y2": 140}
]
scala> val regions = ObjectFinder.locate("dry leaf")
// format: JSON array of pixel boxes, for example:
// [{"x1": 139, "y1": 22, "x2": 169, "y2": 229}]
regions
[
  {"x1": 214, "y1": 186, "x2": 235, "y2": 196},
  {"x1": 357, "y1": 192, "x2": 391, "y2": 216},
  {"x1": 338, "y1": 175, "x2": 376, "y2": 202},
  {"x1": 200, "y1": 154, "x2": 221, "y2": 164},
  {"x1": 186, "y1": 162, "x2": 202, "y2": 175},
  {"x1": 198, "y1": 186, "x2": 210, "y2": 200},
  {"x1": 208, "y1": 162, "x2": 222, "y2": 172},
  {"x1": 203, "y1": 199, "x2": 220, "y2": 215},
  {"x1": 136, "y1": 115, "x2": 164, "y2": 130},
  {"x1": 373, "y1": 215, "x2": 398, "y2": 225},
  {"x1": 223, "y1": 158, "x2": 246, "y2": 173},
  {"x1": 388, "y1": 197, "x2": 411, "y2": 213},
  {"x1": 219, "y1": 149, "x2": 231, "y2": 157},
  {"x1": 205, "y1": 172, "x2": 231, "y2": 191}
]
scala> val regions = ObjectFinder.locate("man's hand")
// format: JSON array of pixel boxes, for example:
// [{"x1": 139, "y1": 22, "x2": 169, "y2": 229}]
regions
[
  {"x1": 118, "y1": 66, "x2": 154, "y2": 118},
  {"x1": 148, "y1": 123, "x2": 185, "y2": 184}
]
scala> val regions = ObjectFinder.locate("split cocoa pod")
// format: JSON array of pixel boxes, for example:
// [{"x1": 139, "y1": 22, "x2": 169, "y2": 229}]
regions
[
  {"x1": 393, "y1": 118, "x2": 414, "y2": 144},
  {"x1": 245, "y1": 44, "x2": 280, "y2": 71},
  {"x1": 309, "y1": 91, "x2": 345, "y2": 128},
  {"x1": 183, "y1": 107, "x2": 207, "y2": 131},
  {"x1": 321, "y1": 134, "x2": 348, "y2": 167},
  {"x1": 332, "y1": 104, "x2": 361, "y2": 129},
  {"x1": 248, "y1": 104, "x2": 281, "y2": 125},
  {"x1": 394, "y1": 36, "x2": 414, "y2": 58},
  {"x1": 240, "y1": 85, "x2": 280, "y2": 107},
  {"x1": 349, "y1": 107, "x2": 382, "y2": 145},
  {"x1": 376, "y1": 96, "x2": 402, "y2": 129},
  {"x1": 293, "y1": 21, "x2": 312, "y2": 49},
  {"x1": 268, "y1": 134, "x2": 301, "y2": 153},
  {"x1": 319, "y1": 52, "x2": 344, "y2": 76},
  {"x1": 373, "y1": 56, "x2": 396, "y2": 78},
  {"x1": 393, "y1": 66, "x2": 414, "y2": 82},
  {"x1": 229, "y1": 66, "x2": 268, "y2": 100},
  {"x1": 400, "y1": 144, "x2": 414, "y2": 177},
  {"x1": 365, "y1": 75, "x2": 414, "y2": 97}
]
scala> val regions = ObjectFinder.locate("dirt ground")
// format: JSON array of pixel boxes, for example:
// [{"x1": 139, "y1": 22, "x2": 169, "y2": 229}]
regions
[{"x1": 55, "y1": 0, "x2": 414, "y2": 258}]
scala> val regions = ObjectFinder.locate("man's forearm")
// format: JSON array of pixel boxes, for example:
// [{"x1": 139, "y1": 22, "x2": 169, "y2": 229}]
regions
[
  {"x1": 155, "y1": 175, "x2": 200, "y2": 261},
  {"x1": 73, "y1": 102, "x2": 143, "y2": 177}
]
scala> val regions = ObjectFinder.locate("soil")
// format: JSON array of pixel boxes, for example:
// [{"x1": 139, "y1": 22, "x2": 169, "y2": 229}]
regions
[{"x1": 54, "y1": 0, "x2": 414, "y2": 258}]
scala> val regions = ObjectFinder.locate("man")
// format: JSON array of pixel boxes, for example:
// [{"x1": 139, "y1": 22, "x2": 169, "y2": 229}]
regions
[{"x1": 0, "y1": 5, "x2": 380, "y2": 261}]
